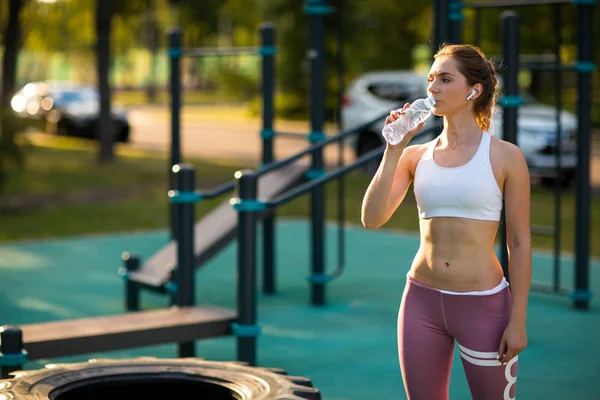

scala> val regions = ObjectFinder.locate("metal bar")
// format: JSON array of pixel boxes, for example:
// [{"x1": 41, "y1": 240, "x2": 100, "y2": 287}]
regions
[
  {"x1": 182, "y1": 47, "x2": 260, "y2": 57},
  {"x1": 553, "y1": 3, "x2": 563, "y2": 293},
  {"x1": 307, "y1": 3, "x2": 327, "y2": 306},
  {"x1": 464, "y1": 0, "x2": 571, "y2": 9},
  {"x1": 499, "y1": 11, "x2": 520, "y2": 284},
  {"x1": 168, "y1": 27, "x2": 183, "y2": 241},
  {"x1": 530, "y1": 282, "x2": 570, "y2": 296},
  {"x1": 260, "y1": 22, "x2": 277, "y2": 296},
  {"x1": 256, "y1": 107, "x2": 398, "y2": 177},
  {"x1": 433, "y1": 0, "x2": 450, "y2": 54},
  {"x1": 573, "y1": 1, "x2": 593, "y2": 310},
  {"x1": 267, "y1": 145, "x2": 384, "y2": 208},
  {"x1": 336, "y1": 0, "x2": 347, "y2": 278},
  {"x1": 123, "y1": 253, "x2": 141, "y2": 311},
  {"x1": 204, "y1": 181, "x2": 236, "y2": 199},
  {"x1": 531, "y1": 224, "x2": 556, "y2": 236},
  {"x1": 235, "y1": 170, "x2": 259, "y2": 365},
  {"x1": 173, "y1": 163, "x2": 196, "y2": 357},
  {"x1": 449, "y1": 0, "x2": 463, "y2": 44},
  {"x1": 276, "y1": 131, "x2": 311, "y2": 139},
  {"x1": 474, "y1": 8, "x2": 482, "y2": 46}
]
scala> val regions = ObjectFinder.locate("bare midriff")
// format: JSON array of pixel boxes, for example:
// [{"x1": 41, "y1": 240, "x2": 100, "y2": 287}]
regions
[{"x1": 408, "y1": 217, "x2": 504, "y2": 292}]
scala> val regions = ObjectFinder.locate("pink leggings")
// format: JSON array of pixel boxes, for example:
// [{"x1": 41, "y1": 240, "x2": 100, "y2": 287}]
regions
[{"x1": 397, "y1": 276, "x2": 518, "y2": 400}]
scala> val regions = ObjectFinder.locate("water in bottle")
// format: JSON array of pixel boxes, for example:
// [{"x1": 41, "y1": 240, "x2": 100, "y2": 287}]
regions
[{"x1": 382, "y1": 96, "x2": 436, "y2": 145}]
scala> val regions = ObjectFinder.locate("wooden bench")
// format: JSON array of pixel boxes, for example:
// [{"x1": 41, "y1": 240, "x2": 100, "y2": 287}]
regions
[{"x1": 17, "y1": 305, "x2": 236, "y2": 360}]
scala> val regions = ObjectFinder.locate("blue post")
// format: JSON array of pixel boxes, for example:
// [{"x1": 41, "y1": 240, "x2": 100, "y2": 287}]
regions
[
  {"x1": 305, "y1": 0, "x2": 332, "y2": 307},
  {"x1": 499, "y1": 11, "x2": 521, "y2": 284},
  {"x1": 168, "y1": 27, "x2": 183, "y2": 241},
  {"x1": 0, "y1": 326, "x2": 27, "y2": 379},
  {"x1": 259, "y1": 22, "x2": 277, "y2": 295},
  {"x1": 170, "y1": 163, "x2": 196, "y2": 357},
  {"x1": 232, "y1": 170, "x2": 263, "y2": 366},
  {"x1": 572, "y1": 0, "x2": 595, "y2": 310},
  {"x1": 122, "y1": 252, "x2": 140, "y2": 311}
]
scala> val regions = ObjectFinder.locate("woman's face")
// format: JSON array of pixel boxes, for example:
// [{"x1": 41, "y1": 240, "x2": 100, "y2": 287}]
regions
[{"x1": 427, "y1": 56, "x2": 474, "y2": 117}]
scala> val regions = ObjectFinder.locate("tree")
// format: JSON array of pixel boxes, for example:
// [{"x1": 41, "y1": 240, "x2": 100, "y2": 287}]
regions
[
  {"x1": 96, "y1": 0, "x2": 115, "y2": 162},
  {"x1": 0, "y1": 0, "x2": 26, "y2": 192}
]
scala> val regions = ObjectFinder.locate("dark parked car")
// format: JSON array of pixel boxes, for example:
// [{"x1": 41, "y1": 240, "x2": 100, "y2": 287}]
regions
[{"x1": 11, "y1": 81, "x2": 130, "y2": 143}]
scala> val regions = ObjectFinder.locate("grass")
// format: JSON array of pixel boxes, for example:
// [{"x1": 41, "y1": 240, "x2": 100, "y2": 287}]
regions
[{"x1": 1, "y1": 137, "x2": 599, "y2": 258}]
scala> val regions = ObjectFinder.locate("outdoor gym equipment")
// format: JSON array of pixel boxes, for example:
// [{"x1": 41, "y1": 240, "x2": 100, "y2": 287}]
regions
[{"x1": 123, "y1": 0, "x2": 352, "y2": 309}]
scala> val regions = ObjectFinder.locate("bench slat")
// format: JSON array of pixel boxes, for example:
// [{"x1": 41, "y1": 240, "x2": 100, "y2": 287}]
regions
[{"x1": 20, "y1": 306, "x2": 236, "y2": 360}]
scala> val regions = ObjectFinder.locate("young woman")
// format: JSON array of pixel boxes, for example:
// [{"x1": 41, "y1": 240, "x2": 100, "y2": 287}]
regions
[{"x1": 361, "y1": 44, "x2": 531, "y2": 399}]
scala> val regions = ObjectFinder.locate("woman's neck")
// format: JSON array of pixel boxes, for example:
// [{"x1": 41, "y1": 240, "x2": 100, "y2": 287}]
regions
[{"x1": 441, "y1": 112, "x2": 482, "y2": 149}]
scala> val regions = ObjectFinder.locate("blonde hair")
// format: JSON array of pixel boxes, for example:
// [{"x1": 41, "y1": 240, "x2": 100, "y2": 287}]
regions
[{"x1": 434, "y1": 44, "x2": 498, "y2": 132}]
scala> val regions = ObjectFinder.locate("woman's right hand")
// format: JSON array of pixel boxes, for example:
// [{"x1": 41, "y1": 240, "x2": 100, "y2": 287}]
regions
[{"x1": 384, "y1": 102, "x2": 426, "y2": 147}]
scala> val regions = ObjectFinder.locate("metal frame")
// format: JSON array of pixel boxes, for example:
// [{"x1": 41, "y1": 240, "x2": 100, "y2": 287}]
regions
[{"x1": 433, "y1": 0, "x2": 595, "y2": 309}]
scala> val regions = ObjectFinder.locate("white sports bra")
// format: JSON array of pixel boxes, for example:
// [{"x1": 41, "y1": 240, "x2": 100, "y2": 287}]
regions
[{"x1": 413, "y1": 132, "x2": 503, "y2": 221}]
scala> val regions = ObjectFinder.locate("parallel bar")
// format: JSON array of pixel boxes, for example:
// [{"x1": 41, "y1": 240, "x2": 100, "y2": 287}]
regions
[
  {"x1": 203, "y1": 181, "x2": 236, "y2": 199},
  {"x1": 182, "y1": 47, "x2": 260, "y2": 57},
  {"x1": 573, "y1": 1, "x2": 593, "y2": 310},
  {"x1": 530, "y1": 282, "x2": 570, "y2": 296},
  {"x1": 267, "y1": 146, "x2": 384, "y2": 208},
  {"x1": 256, "y1": 107, "x2": 397, "y2": 177},
  {"x1": 531, "y1": 224, "x2": 556, "y2": 236},
  {"x1": 499, "y1": 11, "x2": 520, "y2": 284},
  {"x1": 276, "y1": 131, "x2": 311, "y2": 139},
  {"x1": 464, "y1": 0, "x2": 571, "y2": 9}
]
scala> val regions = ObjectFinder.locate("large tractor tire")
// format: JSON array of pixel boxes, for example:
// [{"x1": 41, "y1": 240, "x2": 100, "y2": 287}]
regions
[{"x1": 0, "y1": 357, "x2": 321, "y2": 400}]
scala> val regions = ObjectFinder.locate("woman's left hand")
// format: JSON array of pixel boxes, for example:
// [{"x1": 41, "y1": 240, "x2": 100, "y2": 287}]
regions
[{"x1": 497, "y1": 322, "x2": 527, "y2": 364}]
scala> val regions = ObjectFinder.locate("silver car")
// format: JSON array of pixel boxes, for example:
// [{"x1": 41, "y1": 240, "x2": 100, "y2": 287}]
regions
[{"x1": 341, "y1": 70, "x2": 577, "y2": 186}]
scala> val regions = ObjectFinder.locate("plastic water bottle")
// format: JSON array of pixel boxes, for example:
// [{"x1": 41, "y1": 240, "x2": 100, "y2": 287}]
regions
[{"x1": 382, "y1": 96, "x2": 436, "y2": 145}]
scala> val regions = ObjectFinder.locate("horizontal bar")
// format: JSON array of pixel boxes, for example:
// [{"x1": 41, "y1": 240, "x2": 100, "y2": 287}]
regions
[
  {"x1": 531, "y1": 224, "x2": 556, "y2": 236},
  {"x1": 463, "y1": 0, "x2": 570, "y2": 8},
  {"x1": 530, "y1": 282, "x2": 570, "y2": 296},
  {"x1": 267, "y1": 145, "x2": 384, "y2": 208},
  {"x1": 183, "y1": 47, "x2": 260, "y2": 57},
  {"x1": 202, "y1": 181, "x2": 236, "y2": 200},
  {"x1": 277, "y1": 131, "x2": 310, "y2": 140}
]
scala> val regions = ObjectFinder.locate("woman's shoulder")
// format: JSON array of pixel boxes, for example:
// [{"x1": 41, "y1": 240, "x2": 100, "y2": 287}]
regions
[
  {"x1": 489, "y1": 134, "x2": 525, "y2": 157},
  {"x1": 489, "y1": 134, "x2": 528, "y2": 173}
]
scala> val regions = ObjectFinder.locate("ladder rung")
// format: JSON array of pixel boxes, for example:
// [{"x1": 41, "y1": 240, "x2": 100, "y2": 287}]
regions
[{"x1": 531, "y1": 224, "x2": 556, "y2": 236}]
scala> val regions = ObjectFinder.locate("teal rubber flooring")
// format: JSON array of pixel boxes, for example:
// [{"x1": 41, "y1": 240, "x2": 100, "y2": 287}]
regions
[{"x1": 0, "y1": 219, "x2": 598, "y2": 399}]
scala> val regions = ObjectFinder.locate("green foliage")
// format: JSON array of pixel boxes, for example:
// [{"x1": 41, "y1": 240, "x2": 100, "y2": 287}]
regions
[
  {"x1": 0, "y1": 112, "x2": 30, "y2": 193},
  {"x1": 214, "y1": 65, "x2": 259, "y2": 101}
]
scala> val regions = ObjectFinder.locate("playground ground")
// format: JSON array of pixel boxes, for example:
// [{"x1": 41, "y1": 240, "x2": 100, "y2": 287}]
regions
[{"x1": 0, "y1": 219, "x2": 598, "y2": 399}]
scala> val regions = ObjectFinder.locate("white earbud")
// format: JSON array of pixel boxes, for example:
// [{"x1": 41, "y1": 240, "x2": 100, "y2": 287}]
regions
[{"x1": 466, "y1": 89, "x2": 477, "y2": 101}]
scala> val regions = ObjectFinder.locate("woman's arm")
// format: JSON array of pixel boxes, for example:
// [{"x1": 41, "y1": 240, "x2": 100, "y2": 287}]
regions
[
  {"x1": 361, "y1": 144, "x2": 413, "y2": 229},
  {"x1": 497, "y1": 142, "x2": 532, "y2": 363},
  {"x1": 503, "y1": 143, "x2": 532, "y2": 325},
  {"x1": 361, "y1": 106, "x2": 426, "y2": 229}
]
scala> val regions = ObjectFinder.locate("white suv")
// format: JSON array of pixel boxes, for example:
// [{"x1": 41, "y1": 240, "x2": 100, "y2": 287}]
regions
[{"x1": 341, "y1": 70, "x2": 578, "y2": 186}]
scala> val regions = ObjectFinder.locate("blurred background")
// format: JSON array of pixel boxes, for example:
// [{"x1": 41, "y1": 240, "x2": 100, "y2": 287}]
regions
[{"x1": 0, "y1": 0, "x2": 598, "y2": 250}]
